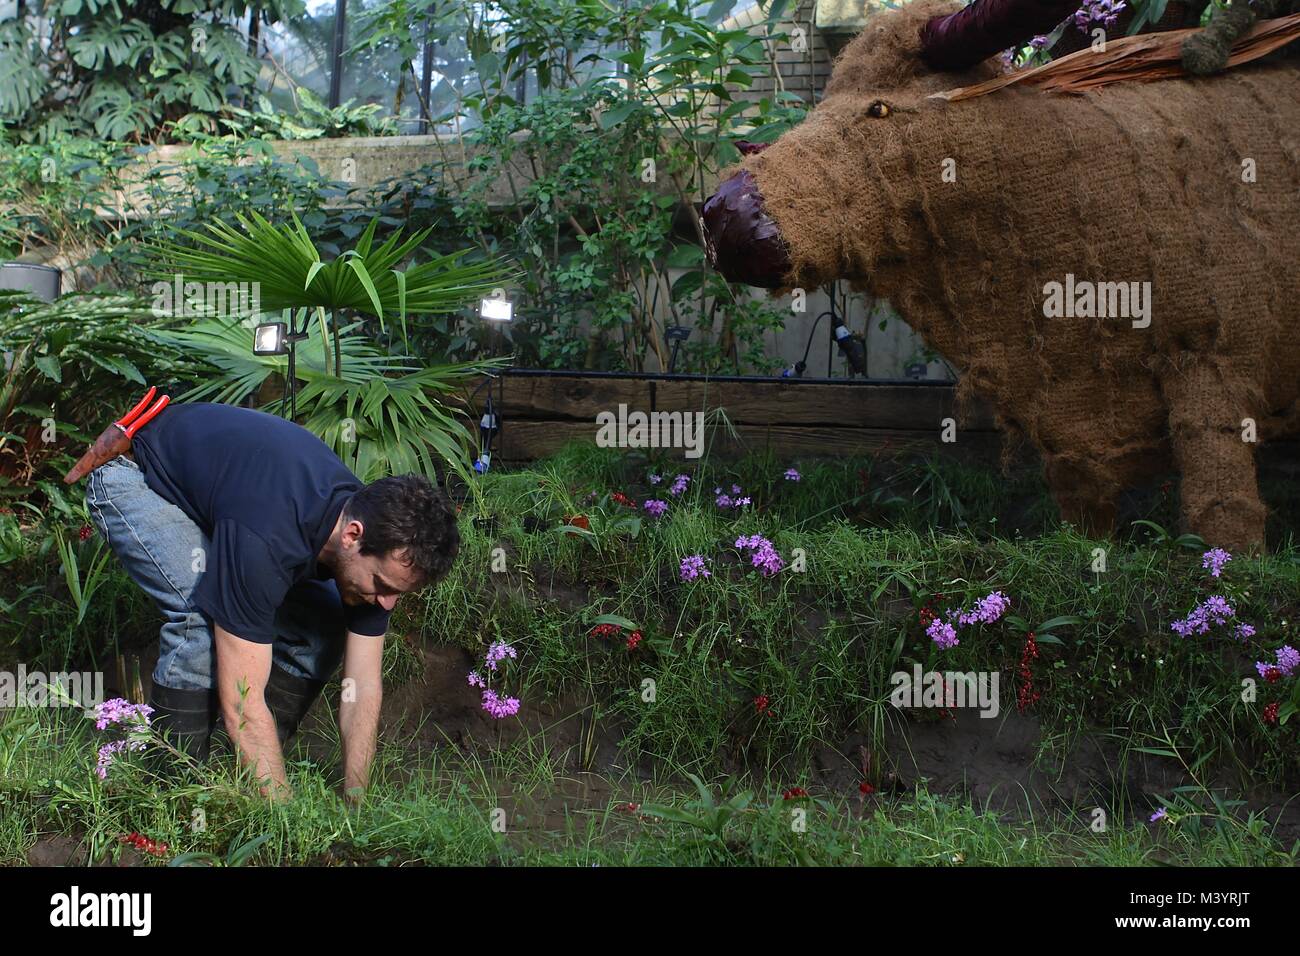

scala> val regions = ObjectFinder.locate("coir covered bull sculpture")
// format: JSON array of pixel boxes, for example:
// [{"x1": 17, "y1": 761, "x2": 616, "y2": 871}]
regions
[{"x1": 702, "y1": 0, "x2": 1300, "y2": 552}]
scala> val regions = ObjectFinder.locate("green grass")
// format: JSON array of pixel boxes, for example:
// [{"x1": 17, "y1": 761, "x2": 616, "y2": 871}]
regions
[
  {"x1": 2, "y1": 706, "x2": 1294, "y2": 866},
  {"x1": 1, "y1": 440, "x2": 1298, "y2": 865}
]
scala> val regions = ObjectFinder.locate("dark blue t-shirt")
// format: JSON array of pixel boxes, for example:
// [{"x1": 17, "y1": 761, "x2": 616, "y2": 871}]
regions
[{"x1": 129, "y1": 402, "x2": 392, "y2": 643}]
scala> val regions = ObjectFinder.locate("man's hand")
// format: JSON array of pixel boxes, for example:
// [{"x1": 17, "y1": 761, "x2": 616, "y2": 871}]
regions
[
  {"x1": 214, "y1": 625, "x2": 291, "y2": 801},
  {"x1": 340, "y1": 630, "x2": 383, "y2": 799}
]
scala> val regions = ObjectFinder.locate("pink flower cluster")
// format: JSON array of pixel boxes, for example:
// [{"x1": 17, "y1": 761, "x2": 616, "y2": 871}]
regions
[
  {"x1": 715, "y1": 484, "x2": 751, "y2": 509},
  {"x1": 1072, "y1": 0, "x2": 1124, "y2": 31},
  {"x1": 481, "y1": 689, "x2": 521, "y2": 719},
  {"x1": 1202, "y1": 548, "x2": 1232, "y2": 578},
  {"x1": 680, "y1": 554, "x2": 711, "y2": 581},
  {"x1": 94, "y1": 698, "x2": 153, "y2": 731},
  {"x1": 1256, "y1": 645, "x2": 1299, "y2": 680},
  {"x1": 735, "y1": 535, "x2": 785, "y2": 576},
  {"x1": 928, "y1": 591, "x2": 1011, "y2": 650},
  {"x1": 927, "y1": 619, "x2": 960, "y2": 651},
  {"x1": 469, "y1": 642, "x2": 521, "y2": 719},
  {"x1": 1170, "y1": 595, "x2": 1236, "y2": 638},
  {"x1": 97, "y1": 739, "x2": 147, "y2": 780},
  {"x1": 90, "y1": 698, "x2": 153, "y2": 780},
  {"x1": 947, "y1": 591, "x2": 1011, "y2": 627}
]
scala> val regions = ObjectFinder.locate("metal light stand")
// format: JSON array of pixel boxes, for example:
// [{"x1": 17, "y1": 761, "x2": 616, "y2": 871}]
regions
[{"x1": 284, "y1": 311, "x2": 310, "y2": 422}]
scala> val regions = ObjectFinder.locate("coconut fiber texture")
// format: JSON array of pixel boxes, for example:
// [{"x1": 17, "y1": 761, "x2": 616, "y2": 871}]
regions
[{"x1": 709, "y1": 0, "x2": 1300, "y2": 552}]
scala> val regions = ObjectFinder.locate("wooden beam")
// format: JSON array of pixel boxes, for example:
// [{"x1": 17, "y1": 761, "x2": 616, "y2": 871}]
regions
[
  {"x1": 483, "y1": 373, "x2": 999, "y2": 431},
  {"x1": 497, "y1": 420, "x2": 1010, "y2": 464}
]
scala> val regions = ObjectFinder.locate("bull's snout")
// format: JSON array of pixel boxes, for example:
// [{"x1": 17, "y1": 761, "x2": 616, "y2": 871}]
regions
[{"x1": 702, "y1": 169, "x2": 792, "y2": 289}]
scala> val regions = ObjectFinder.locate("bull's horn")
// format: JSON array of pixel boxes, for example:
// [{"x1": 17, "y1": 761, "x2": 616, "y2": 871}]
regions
[{"x1": 919, "y1": 0, "x2": 1083, "y2": 72}]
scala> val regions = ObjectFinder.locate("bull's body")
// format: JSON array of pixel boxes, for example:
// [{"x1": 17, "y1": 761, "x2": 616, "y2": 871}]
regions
[{"x1": 707, "y1": 0, "x2": 1300, "y2": 549}]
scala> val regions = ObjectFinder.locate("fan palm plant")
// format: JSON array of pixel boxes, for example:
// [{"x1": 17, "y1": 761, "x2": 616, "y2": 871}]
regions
[
  {"x1": 147, "y1": 210, "x2": 520, "y2": 375},
  {"x1": 147, "y1": 313, "x2": 505, "y2": 485},
  {"x1": 0, "y1": 291, "x2": 187, "y2": 484}
]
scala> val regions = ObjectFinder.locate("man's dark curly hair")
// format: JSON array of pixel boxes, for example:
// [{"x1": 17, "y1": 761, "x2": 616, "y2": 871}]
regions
[{"x1": 342, "y1": 474, "x2": 460, "y2": 588}]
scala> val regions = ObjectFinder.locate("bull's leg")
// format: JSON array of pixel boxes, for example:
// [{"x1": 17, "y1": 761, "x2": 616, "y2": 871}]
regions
[
  {"x1": 1043, "y1": 451, "x2": 1119, "y2": 539},
  {"x1": 1158, "y1": 363, "x2": 1267, "y2": 553}
]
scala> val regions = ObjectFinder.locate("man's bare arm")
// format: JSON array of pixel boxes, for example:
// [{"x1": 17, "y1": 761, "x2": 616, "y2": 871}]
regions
[
  {"x1": 214, "y1": 625, "x2": 290, "y2": 801},
  {"x1": 340, "y1": 629, "x2": 383, "y2": 801}
]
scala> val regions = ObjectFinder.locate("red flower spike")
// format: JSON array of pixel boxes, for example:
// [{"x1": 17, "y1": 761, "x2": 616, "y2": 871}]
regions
[
  {"x1": 859, "y1": 782, "x2": 875, "y2": 795},
  {"x1": 1263, "y1": 702, "x2": 1279, "y2": 725},
  {"x1": 782, "y1": 787, "x2": 808, "y2": 800}
]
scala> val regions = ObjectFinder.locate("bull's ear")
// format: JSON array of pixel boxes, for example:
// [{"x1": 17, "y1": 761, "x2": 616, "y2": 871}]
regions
[{"x1": 825, "y1": 0, "x2": 965, "y2": 96}]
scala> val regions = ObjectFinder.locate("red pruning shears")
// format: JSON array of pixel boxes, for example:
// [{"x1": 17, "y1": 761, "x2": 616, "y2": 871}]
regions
[{"x1": 64, "y1": 386, "x2": 170, "y2": 484}]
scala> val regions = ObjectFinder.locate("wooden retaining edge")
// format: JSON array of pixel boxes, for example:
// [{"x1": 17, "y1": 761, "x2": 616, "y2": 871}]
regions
[{"x1": 465, "y1": 370, "x2": 1014, "y2": 464}]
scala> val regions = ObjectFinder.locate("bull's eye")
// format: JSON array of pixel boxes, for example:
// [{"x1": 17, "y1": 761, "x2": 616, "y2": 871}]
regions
[{"x1": 867, "y1": 100, "x2": 891, "y2": 118}]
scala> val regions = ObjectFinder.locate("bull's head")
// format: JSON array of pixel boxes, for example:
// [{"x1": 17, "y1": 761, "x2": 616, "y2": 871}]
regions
[{"x1": 703, "y1": 0, "x2": 1079, "y2": 290}]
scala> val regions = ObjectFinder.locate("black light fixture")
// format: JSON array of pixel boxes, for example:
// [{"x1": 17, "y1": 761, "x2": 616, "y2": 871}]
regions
[
  {"x1": 665, "y1": 324, "x2": 691, "y2": 373},
  {"x1": 253, "y1": 313, "x2": 309, "y2": 420},
  {"x1": 472, "y1": 290, "x2": 513, "y2": 474}
]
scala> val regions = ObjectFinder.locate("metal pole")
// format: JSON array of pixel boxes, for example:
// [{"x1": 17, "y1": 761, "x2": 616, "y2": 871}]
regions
[
  {"x1": 328, "y1": 0, "x2": 348, "y2": 108},
  {"x1": 420, "y1": 29, "x2": 433, "y2": 127}
]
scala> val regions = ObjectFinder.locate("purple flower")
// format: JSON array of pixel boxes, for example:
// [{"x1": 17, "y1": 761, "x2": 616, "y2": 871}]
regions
[
  {"x1": 1172, "y1": 596, "x2": 1235, "y2": 637},
  {"x1": 1202, "y1": 548, "x2": 1232, "y2": 578},
  {"x1": 485, "y1": 642, "x2": 517, "y2": 671},
  {"x1": 92, "y1": 698, "x2": 153, "y2": 731},
  {"x1": 927, "y1": 619, "x2": 960, "y2": 650},
  {"x1": 735, "y1": 534, "x2": 785, "y2": 576},
  {"x1": 1202, "y1": 595, "x2": 1234, "y2": 623},
  {"x1": 1278, "y1": 645, "x2": 1299, "y2": 677},
  {"x1": 715, "y1": 484, "x2": 749, "y2": 510},
  {"x1": 481, "y1": 689, "x2": 521, "y2": 719},
  {"x1": 1234, "y1": 623, "x2": 1256, "y2": 642},
  {"x1": 643, "y1": 499, "x2": 668, "y2": 518},
  {"x1": 1150, "y1": 807, "x2": 1167, "y2": 823},
  {"x1": 783, "y1": 468, "x2": 801, "y2": 482},
  {"x1": 95, "y1": 737, "x2": 146, "y2": 780},
  {"x1": 1029, "y1": 34, "x2": 1050, "y2": 50},
  {"x1": 668, "y1": 474, "x2": 690, "y2": 497},
  {"x1": 467, "y1": 670, "x2": 486, "y2": 689},
  {"x1": 649, "y1": 474, "x2": 663, "y2": 485},
  {"x1": 680, "y1": 554, "x2": 711, "y2": 581},
  {"x1": 1072, "y1": 0, "x2": 1125, "y2": 32},
  {"x1": 955, "y1": 591, "x2": 1011, "y2": 627},
  {"x1": 999, "y1": 48, "x2": 1017, "y2": 72}
]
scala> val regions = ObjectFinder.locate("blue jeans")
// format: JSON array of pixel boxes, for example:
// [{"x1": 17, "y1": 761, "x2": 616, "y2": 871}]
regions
[{"x1": 85, "y1": 455, "x2": 346, "y2": 693}]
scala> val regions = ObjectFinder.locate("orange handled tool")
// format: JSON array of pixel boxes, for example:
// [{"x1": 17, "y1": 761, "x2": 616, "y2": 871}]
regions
[{"x1": 63, "y1": 387, "x2": 170, "y2": 484}]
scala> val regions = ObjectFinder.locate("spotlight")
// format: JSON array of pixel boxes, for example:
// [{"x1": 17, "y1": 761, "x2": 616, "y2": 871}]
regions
[
  {"x1": 253, "y1": 322, "x2": 288, "y2": 355},
  {"x1": 252, "y1": 316, "x2": 308, "y2": 419},
  {"x1": 479, "y1": 293, "x2": 513, "y2": 322},
  {"x1": 665, "y1": 324, "x2": 691, "y2": 373}
]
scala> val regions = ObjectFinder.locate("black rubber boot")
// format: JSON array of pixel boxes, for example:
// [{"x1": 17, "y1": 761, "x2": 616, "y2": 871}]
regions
[
  {"x1": 263, "y1": 665, "x2": 326, "y2": 745},
  {"x1": 146, "y1": 683, "x2": 217, "y2": 765}
]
